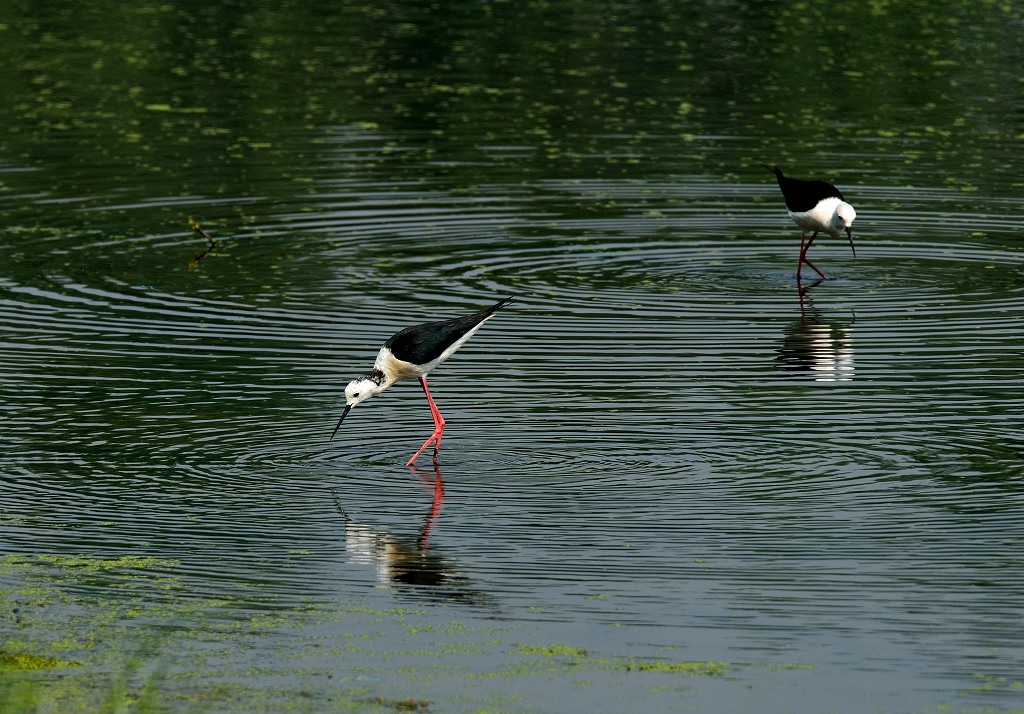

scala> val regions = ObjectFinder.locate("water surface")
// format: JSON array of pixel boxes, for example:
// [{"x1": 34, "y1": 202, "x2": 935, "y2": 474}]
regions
[{"x1": 1, "y1": 1, "x2": 1022, "y2": 712}]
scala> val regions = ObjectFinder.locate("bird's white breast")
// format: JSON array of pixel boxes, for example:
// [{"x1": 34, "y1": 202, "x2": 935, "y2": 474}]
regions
[
  {"x1": 374, "y1": 346, "x2": 426, "y2": 383},
  {"x1": 789, "y1": 196, "x2": 843, "y2": 236}
]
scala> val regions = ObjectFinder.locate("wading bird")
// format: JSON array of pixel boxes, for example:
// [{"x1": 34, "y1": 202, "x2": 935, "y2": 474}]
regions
[
  {"x1": 331, "y1": 297, "x2": 514, "y2": 465},
  {"x1": 765, "y1": 165, "x2": 857, "y2": 281}
]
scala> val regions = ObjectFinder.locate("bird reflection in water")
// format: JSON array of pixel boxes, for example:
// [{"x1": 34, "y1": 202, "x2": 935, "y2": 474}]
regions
[
  {"x1": 776, "y1": 280, "x2": 855, "y2": 382},
  {"x1": 335, "y1": 465, "x2": 495, "y2": 608}
]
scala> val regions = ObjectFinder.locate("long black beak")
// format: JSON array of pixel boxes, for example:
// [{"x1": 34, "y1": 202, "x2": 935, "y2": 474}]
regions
[
  {"x1": 330, "y1": 404, "x2": 352, "y2": 442},
  {"x1": 846, "y1": 228, "x2": 856, "y2": 259}
]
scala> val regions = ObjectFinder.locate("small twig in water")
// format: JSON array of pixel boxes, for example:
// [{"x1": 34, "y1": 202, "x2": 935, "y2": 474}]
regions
[{"x1": 187, "y1": 216, "x2": 219, "y2": 269}]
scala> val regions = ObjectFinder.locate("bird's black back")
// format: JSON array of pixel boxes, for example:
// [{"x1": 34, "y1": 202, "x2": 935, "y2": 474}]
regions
[
  {"x1": 766, "y1": 165, "x2": 844, "y2": 213},
  {"x1": 384, "y1": 297, "x2": 514, "y2": 365}
]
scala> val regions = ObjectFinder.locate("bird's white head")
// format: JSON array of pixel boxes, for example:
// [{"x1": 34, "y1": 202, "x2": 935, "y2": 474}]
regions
[
  {"x1": 330, "y1": 373, "x2": 389, "y2": 442},
  {"x1": 831, "y1": 201, "x2": 856, "y2": 234},
  {"x1": 831, "y1": 201, "x2": 857, "y2": 257},
  {"x1": 344, "y1": 375, "x2": 385, "y2": 408}
]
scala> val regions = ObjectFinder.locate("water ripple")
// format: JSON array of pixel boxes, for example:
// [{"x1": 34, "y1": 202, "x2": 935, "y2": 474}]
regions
[{"x1": 1, "y1": 173, "x2": 1021, "y2": 622}]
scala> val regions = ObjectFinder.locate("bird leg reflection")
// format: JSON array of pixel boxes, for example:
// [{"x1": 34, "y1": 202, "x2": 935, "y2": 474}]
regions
[
  {"x1": 777, "y1": 293, "x2": 855, "y2": 382},
  {"x1": 797, "y1": 277, "x2": 825, "y2": 314},
  {"x1": 409, "y1": 462, "x2": 445, "y2": 550},
  {"x1": 334, "y1": 465, "x2": 463, "y2": 593},
  {"x1": 406, "y1": 377, "x2": 447, "y2": 466}
]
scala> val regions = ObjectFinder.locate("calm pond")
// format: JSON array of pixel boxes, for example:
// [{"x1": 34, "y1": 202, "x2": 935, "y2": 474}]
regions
[{"x1": 1, "y1": 1, "x2": 1022, "y2": 712}]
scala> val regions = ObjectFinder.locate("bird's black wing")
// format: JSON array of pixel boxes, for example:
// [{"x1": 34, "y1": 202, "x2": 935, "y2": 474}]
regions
[
  {"x1": 384, "y1": 297, "x2": 513, "y2": 365},
  {"x1": 768, "y1": 166, "x2": 844, "y2": 213},
  {"x1": 780, "y1": 177, "x2": 844, "y2": 213}
]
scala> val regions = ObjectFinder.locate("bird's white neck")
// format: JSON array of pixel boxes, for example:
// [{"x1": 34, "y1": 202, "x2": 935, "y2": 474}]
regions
[{"x1": 366, "y1": 368, "x2": 395, "y2": 393}]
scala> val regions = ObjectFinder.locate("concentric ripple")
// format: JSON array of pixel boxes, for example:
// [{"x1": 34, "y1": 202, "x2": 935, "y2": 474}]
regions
[{"x1": 2, "y1": 147, "x2": 1023, "y2": 711}]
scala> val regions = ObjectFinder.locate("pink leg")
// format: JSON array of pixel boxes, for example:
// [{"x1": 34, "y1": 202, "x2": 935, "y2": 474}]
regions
[
  {"x1": 803, "y1": 256, "x2": 828, "y2": 280},
  {"x1": 797, "y1": 232, "x2": 806, "y2": 282},
  {"x1": 406, "y1": 377, "x2": 446, "y2": 466},
  {"x1": 799, "y1": 231, "x2": 828, "y2": 280}
]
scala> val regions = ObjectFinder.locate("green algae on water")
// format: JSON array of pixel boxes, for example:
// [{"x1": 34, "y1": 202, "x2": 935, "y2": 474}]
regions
[
  {"x1": 627, "y1": 660, "x2": 729, "y2": 676},
  {"x1": 0, "y1": 650, "x2": 80, "y2": 671},
  {"x1": 514, "y1": 643, "x2": 588, "y2": 658}
]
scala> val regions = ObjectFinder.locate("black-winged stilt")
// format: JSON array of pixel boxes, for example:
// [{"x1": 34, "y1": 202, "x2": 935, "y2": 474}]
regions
[
  {"x1": 765, "y1": 165, "x2": 857, "y2": 281},
  {"x1": 331, "y1": 297, "x2": 514, "y2": 465}
]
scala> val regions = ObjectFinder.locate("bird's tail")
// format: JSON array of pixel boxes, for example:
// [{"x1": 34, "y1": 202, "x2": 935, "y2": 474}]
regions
[
  {"x1": 762, "y1": 164, "x2": 782, "y2": 178},
  {"x1": 488, "y1": 296, "x2": 516, "y2": 314}
]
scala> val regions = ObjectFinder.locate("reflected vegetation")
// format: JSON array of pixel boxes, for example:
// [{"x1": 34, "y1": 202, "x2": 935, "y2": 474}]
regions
[{"x1": 1, "y1": 0, "x2": 1022, "y2": 197}]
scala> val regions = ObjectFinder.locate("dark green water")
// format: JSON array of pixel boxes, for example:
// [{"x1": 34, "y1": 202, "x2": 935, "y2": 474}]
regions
[{"x1": 1, "y1": 1, "x2": 1022, "y2": 712}]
